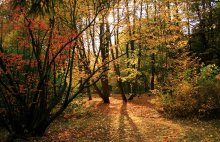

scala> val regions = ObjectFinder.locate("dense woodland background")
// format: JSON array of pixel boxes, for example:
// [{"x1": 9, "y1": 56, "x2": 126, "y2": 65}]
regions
[{"x1": 0, "y1": 0, "x2": 220, "y2": 141}]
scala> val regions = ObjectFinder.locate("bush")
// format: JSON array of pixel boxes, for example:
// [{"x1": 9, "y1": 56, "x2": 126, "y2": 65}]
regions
[
  {"x1": 162, "y1": 81, "x2": 198, "y2": 117},
  {"x1": 197, "y1": 82, "x2": 220, "y2": 118},
  {"x1": 161, "y1": 64, "x2": 220, "y2": 118},
  {"x1": 197, "y1": 64, "x2": 220, "y2": 118}
]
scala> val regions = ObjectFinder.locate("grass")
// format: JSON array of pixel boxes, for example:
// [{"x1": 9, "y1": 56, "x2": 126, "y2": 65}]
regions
[{"x1": 1, "y1": 94, "x2": 220, "y2": 141}]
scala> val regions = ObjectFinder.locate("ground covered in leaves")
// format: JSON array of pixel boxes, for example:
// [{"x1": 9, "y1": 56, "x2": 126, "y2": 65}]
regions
[{"x1": 1, "y1": 94, "x2": 220, "y2": 142}]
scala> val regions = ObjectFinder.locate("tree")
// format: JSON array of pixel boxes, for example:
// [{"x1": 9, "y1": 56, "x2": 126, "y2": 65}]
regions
[
  {"x1": 0, "y1": 0, "x2": 109, "y2": 139},
  {"x1": 189, "y1": 0, "x2": 220, "y2": 66},
  {"x1": 110, "y1": 0, "x2": 127, "y2": 102}
]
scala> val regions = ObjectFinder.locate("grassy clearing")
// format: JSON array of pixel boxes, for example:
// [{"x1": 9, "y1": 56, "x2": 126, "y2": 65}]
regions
[{"x1": 1, "y1": 94, "x2": 220, "y2": 141}]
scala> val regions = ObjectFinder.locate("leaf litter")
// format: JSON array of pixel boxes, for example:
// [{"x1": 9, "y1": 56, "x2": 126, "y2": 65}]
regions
[{"x1": 30, "y1": 94, "x2": 220, "y2": 142}]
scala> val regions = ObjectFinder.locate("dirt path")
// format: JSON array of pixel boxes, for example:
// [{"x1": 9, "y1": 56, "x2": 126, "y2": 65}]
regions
[
  {"x1": 34, "y1": 95, "x2": 220, "y2": 142},
  {"x1": 90, "y1": 95, "x2": 182, "y2": 142}
]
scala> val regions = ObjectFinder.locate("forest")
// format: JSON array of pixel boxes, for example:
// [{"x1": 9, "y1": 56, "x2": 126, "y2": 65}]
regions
[{"x1": 0, "y1": 0, "x2": 220, "y2": 141}]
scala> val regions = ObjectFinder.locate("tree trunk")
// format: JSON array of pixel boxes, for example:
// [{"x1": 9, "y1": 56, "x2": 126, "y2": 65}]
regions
[
  {"x1": 110, "y1": 3, "x2": 127, "y2": 102},
  {"x1": 87, "y1": 82, "x2": 92, "y2": 100},
  {"x1": 99, "y1": 15, "x2": 110, "y2": 103},
  {"x1": 151, "y1": 53, "x2": 155, "y2": 90}
]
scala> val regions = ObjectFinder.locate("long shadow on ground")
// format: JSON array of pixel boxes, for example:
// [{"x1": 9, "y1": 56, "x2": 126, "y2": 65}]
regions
[{"x1": 118, "y1": 102, "x2": 143, "y2": 142}]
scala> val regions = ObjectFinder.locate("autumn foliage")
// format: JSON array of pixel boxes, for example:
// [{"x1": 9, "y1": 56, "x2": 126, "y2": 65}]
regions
[
  {"x1": 0, "y1": 1, "x2": 106, "y2": 139},
  {"x1": 1, "y1": 0, "x2": 220, "y2": 141}
]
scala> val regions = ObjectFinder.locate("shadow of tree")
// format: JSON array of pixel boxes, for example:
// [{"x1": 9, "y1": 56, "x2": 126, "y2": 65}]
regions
[
  {"x1": 111, "y1": 94, "x2": 158, "y2": 109},
  {"x1": 118, "y1": 102, "x2": 143, "y2": 141}
]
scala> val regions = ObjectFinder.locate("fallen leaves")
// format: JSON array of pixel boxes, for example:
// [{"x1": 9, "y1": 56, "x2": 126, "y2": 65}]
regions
[{"x1": 25, "y1": 95, "x2": 220, "y2": 142}]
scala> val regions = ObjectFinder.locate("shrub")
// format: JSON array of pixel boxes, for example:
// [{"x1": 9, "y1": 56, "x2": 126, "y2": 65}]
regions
[
  {"x1": 197, "y1": 81, "x2": 220, "y2": 118},
  {"x1": 161, "y1": 64, "x2": 220, "y2": 118},
  {"x1": 197, "y1": 64, "x2": 220, "y2": 117},
  {"x1": 198, "y1": 64, "x2": 220, "y2": 85},
  {"x1": 162, "y1": 81, "x2": 198, "y2": 117}
]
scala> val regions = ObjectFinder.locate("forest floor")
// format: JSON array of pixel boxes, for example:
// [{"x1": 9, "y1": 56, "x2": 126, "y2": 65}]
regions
[{"x1": 1, "y1": 94, "x2": 220, "y2": 142}]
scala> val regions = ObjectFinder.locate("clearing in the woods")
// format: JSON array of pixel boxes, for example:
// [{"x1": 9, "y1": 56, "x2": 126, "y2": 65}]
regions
[{"x1": 2, "y1": 94, "x2": 220, "y2": 142}]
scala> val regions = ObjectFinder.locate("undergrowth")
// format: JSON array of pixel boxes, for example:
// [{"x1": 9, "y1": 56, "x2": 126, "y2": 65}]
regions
[{"x1": 160, "y1": 64, "x2": 220, "y2": 119}]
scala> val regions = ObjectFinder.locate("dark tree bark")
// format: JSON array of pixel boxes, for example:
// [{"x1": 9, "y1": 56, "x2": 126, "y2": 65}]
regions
[
  {"x1": 87, "y1": 81, "x2": 92, "y2": 100},
  {"x1": 151, "y1": 53, "x2": 155, "y2": 90},
  {"x1": 99, "y1": 15, "x2": 110, "y2": 103}
]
